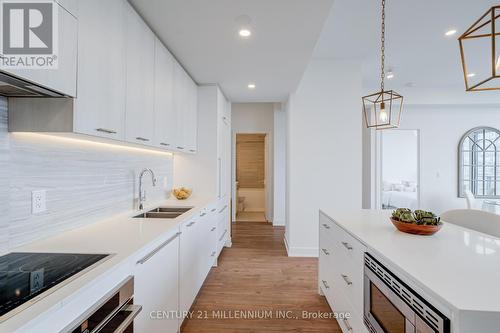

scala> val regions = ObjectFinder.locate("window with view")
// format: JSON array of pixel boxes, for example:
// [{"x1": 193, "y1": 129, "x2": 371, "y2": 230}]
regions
[{"x1": 459, "y1": 127, "x2": 500, "y2": 198}]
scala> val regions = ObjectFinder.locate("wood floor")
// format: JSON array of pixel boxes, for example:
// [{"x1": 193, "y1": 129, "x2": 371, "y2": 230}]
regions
[
  {"x1": 234, "y1": 211, "x2": 267, "y2": 222},
  {"x1": 181, "y1": 222, "x2": 341, "y2": 333}
]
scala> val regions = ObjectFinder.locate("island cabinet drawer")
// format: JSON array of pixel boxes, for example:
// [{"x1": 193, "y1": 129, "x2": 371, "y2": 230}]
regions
[{"x1": 321, "y1": 267, "x2": 367, "y2": 333}]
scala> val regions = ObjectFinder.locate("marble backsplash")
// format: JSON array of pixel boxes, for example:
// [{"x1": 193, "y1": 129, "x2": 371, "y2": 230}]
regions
[{"x1": 0, "y1": 97, "x2": 174, "y2": 252}]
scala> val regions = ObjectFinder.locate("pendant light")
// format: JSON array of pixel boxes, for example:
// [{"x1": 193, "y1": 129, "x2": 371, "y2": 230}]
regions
[
  {"x1": 362, "y1": 0, "x2": 403, "y2": 130},
  {"x1": 459, "y1": 6, "x2": 500, "y2": 91}
]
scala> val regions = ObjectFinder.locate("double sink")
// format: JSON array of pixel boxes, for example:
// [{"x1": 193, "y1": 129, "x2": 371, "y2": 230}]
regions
[{"x1": 134, "y1": 207, "x2": 192, "y2": 219}]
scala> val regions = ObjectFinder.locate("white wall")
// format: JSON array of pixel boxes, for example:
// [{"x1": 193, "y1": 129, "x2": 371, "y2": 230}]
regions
[
  {"x1": 0, "y1": 97, "x2": 174, "y2": 252},
  {"x1": 232, "y1": 103, "x2": 274, "y2": 221},
  {"x1": 286, "y1": 59, "x2": 363, "y2": 257},
  {"x1": 384, "y1": 105, "x2": 500, "y2": 214},
  {"x1": 273, "y1": 103, "x2": 287, "y2": 226},
  {"x1": 381, "y1": 130, "x2": 418, "y2": 184}
]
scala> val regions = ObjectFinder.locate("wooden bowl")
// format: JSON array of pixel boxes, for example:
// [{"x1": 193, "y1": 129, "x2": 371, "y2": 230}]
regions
[{"x1": 390, "y1": 217, "x2": 442, "y2": 236}]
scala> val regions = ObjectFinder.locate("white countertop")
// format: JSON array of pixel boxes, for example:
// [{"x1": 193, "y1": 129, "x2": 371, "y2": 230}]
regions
[
  {"x1": 321, "y1": 208, "x2": 500, "y2": 314},
  {"x1": 0, "y1": 196, "x2": 216, "y2": 333}
]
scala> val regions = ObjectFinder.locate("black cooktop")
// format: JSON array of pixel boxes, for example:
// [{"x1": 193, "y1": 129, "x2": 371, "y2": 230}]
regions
[{"x1": 0, "y1": 252, "x2": 109, "y2": 318}]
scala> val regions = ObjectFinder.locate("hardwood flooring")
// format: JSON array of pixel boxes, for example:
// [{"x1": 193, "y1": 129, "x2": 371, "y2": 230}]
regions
[
  {"x1": 181, "y1": 222, "x2": 341, "y2": 333},
  {"x1": 234, "y1": 211, "x2": 267, "y2": 222}
]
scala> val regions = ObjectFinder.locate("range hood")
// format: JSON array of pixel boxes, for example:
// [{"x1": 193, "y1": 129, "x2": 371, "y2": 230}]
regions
[{"x1": 0, "y1": 71, "x2": 67, "y2": 97}]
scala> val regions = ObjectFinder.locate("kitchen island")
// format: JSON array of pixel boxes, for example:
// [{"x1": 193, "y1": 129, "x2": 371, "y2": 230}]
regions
[{"x1": 319, "y1": 208, "x2": 500, "y2": 333}]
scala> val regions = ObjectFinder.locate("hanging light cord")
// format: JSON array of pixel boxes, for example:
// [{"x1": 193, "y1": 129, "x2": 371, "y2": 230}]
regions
[{"x1": 380, "y1": 0, "x2": 386, "y2": 92}]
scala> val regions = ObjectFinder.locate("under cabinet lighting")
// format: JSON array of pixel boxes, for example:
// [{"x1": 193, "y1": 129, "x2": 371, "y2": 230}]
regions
[
  {"x1": 248, "y1": 83, "x2": 256, "y2": 89},
  {"x1": 445, "y1": 29, "x2": 457, "y2": 36}
]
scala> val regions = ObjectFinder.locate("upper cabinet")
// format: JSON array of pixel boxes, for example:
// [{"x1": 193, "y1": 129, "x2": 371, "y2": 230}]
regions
[
  {"x1": 153, "y1": 38, "x2": 176, "y2": 149},
  {"x1": 174, "y1": 62, "x2": 198, "y2": 153},
  {"x1": 2, "y1": 2, "x2": 77, "y2": 97},
  {"x1": 9, "y1": 0, "x2": 198, "y2": 154},
  {"x1": 124, "y1": 2, "x2": 155, "y2": 146},
  {"x1": 75, "y1": 0, "x2": 126, "y2": 140}
]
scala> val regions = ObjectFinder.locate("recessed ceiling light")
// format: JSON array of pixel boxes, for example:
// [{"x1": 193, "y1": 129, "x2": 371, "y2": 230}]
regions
[
  {"x1": 467, "y1": 73, "x2": 476, "y2": 78},
  {"x1": 386, "y1": 71, "x2": 394, "y2": 79},
  {"x1": 445, "y1": 29, "x2": 457, "y2": 36},
  {"x1": 239, "y1": 29, "x2": 252, "y2": 37},
  {"x1": 248, "y1": 83, "x2": 256, "y2": 89}
]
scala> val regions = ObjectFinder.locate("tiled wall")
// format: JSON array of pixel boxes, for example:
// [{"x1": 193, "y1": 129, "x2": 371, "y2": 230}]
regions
[{"x1": 0, "y1": 97, "x2": 174, "y2": 251}]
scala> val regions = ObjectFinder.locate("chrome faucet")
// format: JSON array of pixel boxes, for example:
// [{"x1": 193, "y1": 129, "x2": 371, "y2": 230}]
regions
[{"x1": 138, "y1": 168, "x2": 157, "y2": 210}]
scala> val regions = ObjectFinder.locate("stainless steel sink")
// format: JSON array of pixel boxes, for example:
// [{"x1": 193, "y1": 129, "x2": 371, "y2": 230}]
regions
[
  {"x1": 149, "y1": 207, "x2": 192, "y2": 213},
  {"x1": 133, "y1": 207, "x2": 192, "y2": 219}
]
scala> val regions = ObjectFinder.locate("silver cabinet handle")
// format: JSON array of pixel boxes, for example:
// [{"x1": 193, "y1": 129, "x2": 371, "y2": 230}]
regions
[
  {"x1": 210, "y1": 227, "x2": 216, "y2": 232},
  {"x1": 187, "y1": 221, "x2": 196, "y2": 227},
  {"x1": 200, "y1": 212, "x2": 207, "y2": 217},
  {"x1": 211, "y1": 208, "x2": 217, "y2": 212},
  {"x1": 321, "y1": 248, "x2": 330, "y2": 255},
  {"x1": 189, "y1": 149, "x2": 196, "y2": 152},
  {"x1": 322, "y1": 223, "x2": 331, "y2": 229},
  {"x1": 136, "y1": 232, "x2": 181, "y2": 265},
  {"x1": 160, "y1": 142, "x2": 170, "y2": 146},
  {"x1": 341, "y1": 274, "x2": 353, "y2": 286},
  {"x1": 219, "y1": 229, "x2": 227, "y2": 241},
  {"x1": 177, "y1": 146, "x2": 185, "y2": 150},
  {"x1": 322, "y1": 280, "x2": 330, "y2": 289},
  {"x1": 219, "y1": 205, "x2": 228, "y2": 213},
  {"x1": 136, "y1": 137, "x2": 150, "y2": 142},
  {"x1": 341, "y1": 241, "x2": 353, "y2": 250},
  {"x1": 96, "y1": 128, "x2": 117, "y2": 134},
  {"x1": 211, "y1": 251, "x2": 216, "y2": 257},
  {"x1": 343, "y1": 318, "x2": 353, "y2": 332}
]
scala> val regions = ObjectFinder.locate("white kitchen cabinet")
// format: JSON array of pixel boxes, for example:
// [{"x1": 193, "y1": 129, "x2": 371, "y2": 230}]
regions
[
  {"x1": 179, "y1": 215, "x2": 202, "y2": 318},
  {"x1": 318, "y1": 212, "x2": 368, "y2": 333},
  {"x1": 173, "y1": 61, "x2": 198, "y2": 153},
  {"x1": 134, "y1": 230, "x2": 181, "y2": 333},
  {"x1": 74, "y1": 0, "x2": 126, "y2": 140},
  {"x1": 3, "y1": 2, "x2": 77, "y2": 97},
  {"x1": 124, "y1": 1, "x2": 155, "y2": 146},
  {"x1": 153, "y1": 38, "x2": 176, "y2": 148}
]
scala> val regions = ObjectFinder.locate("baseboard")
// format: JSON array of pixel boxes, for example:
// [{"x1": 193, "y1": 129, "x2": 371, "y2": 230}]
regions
[
  {"x1": 284, "y1": 236, "x2": 318, "y2": 257},
  {"x1": 273, "y1": 219, "x2": 285, "y2": 226}
]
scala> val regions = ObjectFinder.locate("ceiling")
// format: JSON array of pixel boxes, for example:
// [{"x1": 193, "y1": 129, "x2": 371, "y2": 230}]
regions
[
  {"x1": 130, "y1": 0, "x2": 334, "y2": 102},
  {"x1": 314, "y1": 0, "x2": 500, "y2": 105}
]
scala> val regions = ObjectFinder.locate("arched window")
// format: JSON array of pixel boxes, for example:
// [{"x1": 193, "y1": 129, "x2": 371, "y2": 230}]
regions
[{"x1": 459, "y1": 127, "x2": 500, "y2": 198}]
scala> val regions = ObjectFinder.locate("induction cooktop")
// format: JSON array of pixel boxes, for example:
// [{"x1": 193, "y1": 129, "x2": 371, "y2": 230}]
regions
[{"x1": 0, "y1": 252, "x2": 110, "y2": 322}]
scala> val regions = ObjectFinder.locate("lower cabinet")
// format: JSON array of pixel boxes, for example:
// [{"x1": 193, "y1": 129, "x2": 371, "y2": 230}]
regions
[
  {"x1": 133, "y1": 230, "x2": 181, "y2": 333},
  {"x1": 319, "y1": 212, "x2": 368, "y2": 333}
]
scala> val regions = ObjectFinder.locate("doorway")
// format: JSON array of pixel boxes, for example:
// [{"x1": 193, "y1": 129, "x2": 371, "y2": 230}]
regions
[
  {"x1": 377, "y1": 130, "x2": 420, "y2": 210},
  {"x1": 235, "y1": 134, "x2": 268, "y2": 222}
]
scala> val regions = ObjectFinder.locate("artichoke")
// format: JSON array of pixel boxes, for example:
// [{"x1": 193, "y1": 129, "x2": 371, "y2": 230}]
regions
[{"x1": 392, "y1": 208, "x2": 440, "y2": 225}]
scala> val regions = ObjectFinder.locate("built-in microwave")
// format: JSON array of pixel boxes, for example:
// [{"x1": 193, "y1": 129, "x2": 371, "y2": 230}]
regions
[{"x1": 363, "y1": 253, "x2": 450, "y2": 333}]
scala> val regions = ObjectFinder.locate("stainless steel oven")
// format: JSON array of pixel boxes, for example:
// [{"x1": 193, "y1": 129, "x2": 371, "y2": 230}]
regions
[
  {"x1": 364, "y1": 253, "x2": 450, "y2": 333},
  {"x1": 65, "y1": 276, "x2": 142, "y2": 333}
]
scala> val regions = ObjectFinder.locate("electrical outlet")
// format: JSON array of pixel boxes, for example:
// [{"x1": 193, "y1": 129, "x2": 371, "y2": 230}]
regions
[{"x1": 31, "y1": 190, "x2": 47, "y2": 214}]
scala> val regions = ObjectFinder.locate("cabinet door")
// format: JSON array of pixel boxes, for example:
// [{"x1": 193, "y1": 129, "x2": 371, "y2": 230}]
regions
[
  {"x1": 185, "y1": 79, "x2": 198, "y2": 153},
  {"x1": 153, "y1": 38, "x2": 176, "y2": 149},
  {"x1": 179, "y1": 218, "x2": 201, "y2": 319},
  {"x1": 124, "y1": 2, "x2": 155, "y2": 146},
  {"x1": 172, "y1": 61, "x2": 186, "y2": 152},
  {"x1": 3, "y1": 3, "x2": 77, "y2": 97},
  {"x1": 74, "y1": 0, "x2": 125, "y2": 140},
  {"x1": 134, "y1": 232, "x2": 180, "y2": 333}
]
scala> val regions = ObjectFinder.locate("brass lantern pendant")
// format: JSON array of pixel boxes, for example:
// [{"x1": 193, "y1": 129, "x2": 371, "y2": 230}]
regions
[
  {"x1": 362, "y1": 0, "x2": 404, "y2": 130},
  {"x1": 459, "y1": 6, "x2": 500, "y2": 91}
]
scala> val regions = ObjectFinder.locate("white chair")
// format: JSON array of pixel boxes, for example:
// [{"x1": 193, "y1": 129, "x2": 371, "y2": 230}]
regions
[
  {"x1": 441, "y1": 209, "x2": 500, "y2": 238},
  {"x1": 464, "y1": 189, "x2": 477, "y2": 209}
]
